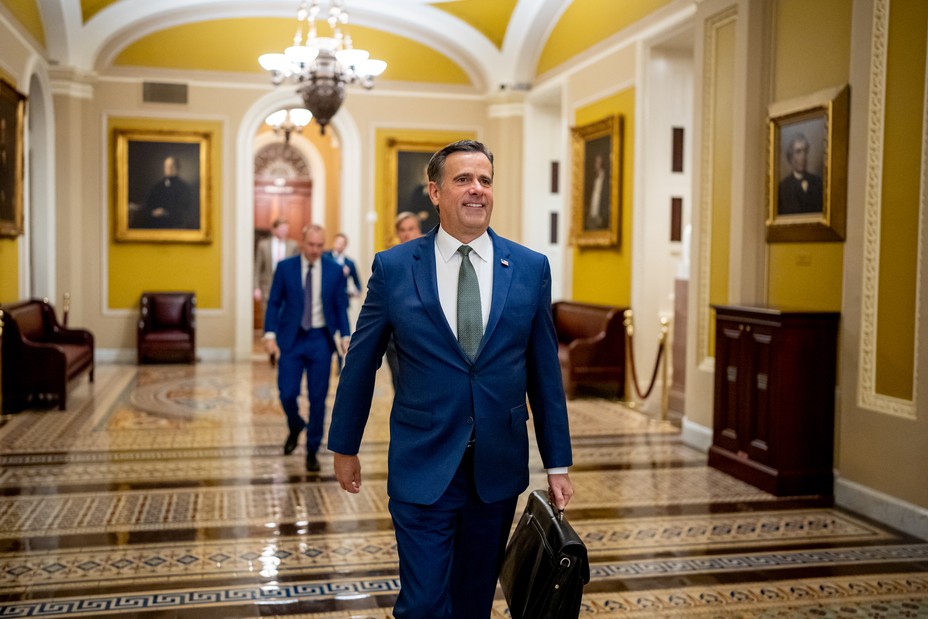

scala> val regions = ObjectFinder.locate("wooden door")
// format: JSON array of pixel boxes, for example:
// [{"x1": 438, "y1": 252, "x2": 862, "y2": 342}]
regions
[{"x1": 253, "y1": 178, "x2": 312, "y2": 330}]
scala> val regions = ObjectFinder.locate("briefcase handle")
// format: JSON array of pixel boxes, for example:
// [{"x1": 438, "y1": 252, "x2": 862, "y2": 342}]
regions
[{"x1": 546, "y1": 490, "x2": 566, "y2": 521}]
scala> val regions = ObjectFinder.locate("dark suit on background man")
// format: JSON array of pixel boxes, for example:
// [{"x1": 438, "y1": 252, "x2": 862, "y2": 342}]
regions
[
  {"x1": 265, "y1": 225, "x2": 350, "y2": 472},
  {"x1": 328, "y1": 140, "x2": 573, "y2": 618},
  {"x1": 325, "y1": 233, "x2": 362, "y2": 296},
  {"x1": 133, "y1": 156, "x2": 196, "y2": 229},
  {"x1": 778, "y1": 172, "x2": 823, "y2": 214}
]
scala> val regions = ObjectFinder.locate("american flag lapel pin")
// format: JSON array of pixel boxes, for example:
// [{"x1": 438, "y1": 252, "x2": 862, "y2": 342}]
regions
[{"x1": 500, "y1": 258, "x2": 509, "y2": 267}]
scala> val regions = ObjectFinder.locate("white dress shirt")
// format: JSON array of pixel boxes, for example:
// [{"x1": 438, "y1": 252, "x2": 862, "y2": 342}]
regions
[
  {"x1": 434, "y1": 227, "x2": 566, "y2": 475},
  {"x1": 272, "y1": 237, "x2": 287, "y2": 267},
  {"x1": 435, "y1": 226, "x2": 493, "y2": 338}
]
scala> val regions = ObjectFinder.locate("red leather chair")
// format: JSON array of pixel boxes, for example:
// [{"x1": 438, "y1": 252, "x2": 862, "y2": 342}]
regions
[{"x1": 137, "y1": 292, "x2": 196, "y2": 364}]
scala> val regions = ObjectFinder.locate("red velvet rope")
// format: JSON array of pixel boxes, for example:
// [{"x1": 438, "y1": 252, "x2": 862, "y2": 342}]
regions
[{"x1": 625, "y1": 330, "x2": 665, "y2": 401}]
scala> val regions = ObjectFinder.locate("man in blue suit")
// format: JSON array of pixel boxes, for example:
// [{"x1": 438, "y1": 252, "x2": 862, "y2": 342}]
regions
[
  {"x1": 328, "y1": 140, "x2": 574, "y2": 618},
  {"x1": 264, "y1": 225, "x2": 350, "y2": 472},
  {"x1": 324, "y1": 232, "x2": 362, "y2": 296}
]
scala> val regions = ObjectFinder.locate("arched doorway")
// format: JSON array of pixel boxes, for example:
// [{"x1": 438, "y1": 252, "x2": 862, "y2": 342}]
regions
[{"x1": 252, "y1": 142, "x2": 312, "y2": 332}]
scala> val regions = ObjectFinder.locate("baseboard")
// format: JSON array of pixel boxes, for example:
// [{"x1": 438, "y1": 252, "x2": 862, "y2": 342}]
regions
[
  {"x1": 95, "y1": 348, "x2": 233, "y2": 364},
  {"x1": 835, "y1": 475, "x2": 928, "y2": 540},
  {"x1": 681, "y1": 417, "x2": 712, "y2": 453}
]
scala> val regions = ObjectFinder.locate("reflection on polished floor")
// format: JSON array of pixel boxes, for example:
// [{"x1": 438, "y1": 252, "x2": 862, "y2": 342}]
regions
[{"x1": 0, "y1": 360, "x2": 926, "y2": 618}]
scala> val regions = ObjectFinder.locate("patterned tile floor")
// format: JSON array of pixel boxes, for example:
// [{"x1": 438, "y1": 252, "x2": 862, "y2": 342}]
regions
[{"x1": 0, "y1": 360, "x2": 926, "y2": 618}]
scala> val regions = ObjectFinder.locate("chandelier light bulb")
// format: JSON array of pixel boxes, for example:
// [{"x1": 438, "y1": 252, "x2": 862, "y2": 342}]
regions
[
  {"x1": 288, "y1": 108, "x2": 312, "y2": 127},
  {"x1": 335, "y1": 48, "x2": 369, "y2": 68},
  {"x1": 284, "y1": 45, "x2": 319, "y2": 66},
  {"x1": 357, "y1": 59, "x2": 387, "y2": 77},
  {"x1": 265, "y1": 109, "x2": 288, "y2": 127}
]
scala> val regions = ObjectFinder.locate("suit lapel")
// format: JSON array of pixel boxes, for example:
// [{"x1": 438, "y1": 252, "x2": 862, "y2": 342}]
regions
[
  {"x1": 477, "y1": 229, "x2": 512, "y2": 358},
  {"x1": 412, "y1": 232, "x2": 464, "y2": 358}
]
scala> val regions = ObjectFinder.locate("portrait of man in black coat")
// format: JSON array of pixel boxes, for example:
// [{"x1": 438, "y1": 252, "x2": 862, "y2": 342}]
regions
[{"x1": 777, "y1": 133, "x2": 824, "y2": 216}]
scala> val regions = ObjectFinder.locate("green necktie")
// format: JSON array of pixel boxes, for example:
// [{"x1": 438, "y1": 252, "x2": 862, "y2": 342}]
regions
[{"x1": 457, "y1": 245, "x2": 482, "y2": 359}]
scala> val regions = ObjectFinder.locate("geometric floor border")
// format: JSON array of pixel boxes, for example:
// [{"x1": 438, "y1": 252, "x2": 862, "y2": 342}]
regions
[
  {"x1": 3, "y1": 572, "x2": 927, "y2": 617},
  {"x1": 0, "y1": 578, "x2": 401, "y2": 617}
]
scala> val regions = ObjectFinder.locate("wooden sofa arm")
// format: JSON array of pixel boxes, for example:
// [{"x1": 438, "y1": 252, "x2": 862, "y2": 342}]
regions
[{"x1": 48, "y1": 327, "x2": 94, "y2": 347}]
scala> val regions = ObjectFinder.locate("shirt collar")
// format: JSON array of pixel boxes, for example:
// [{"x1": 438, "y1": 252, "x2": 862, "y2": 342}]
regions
[{"x1": 436, "y1": 226, "x2": 490, "y2": 264}]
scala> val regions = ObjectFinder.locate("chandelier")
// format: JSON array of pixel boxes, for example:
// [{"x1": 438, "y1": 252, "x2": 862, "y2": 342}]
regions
[
  {"x1": 259, "y1": 0, "x2": 387, "y2": 135},
  {"x1": 266, "y1": 108, "x2": 312, "y2": 144}
]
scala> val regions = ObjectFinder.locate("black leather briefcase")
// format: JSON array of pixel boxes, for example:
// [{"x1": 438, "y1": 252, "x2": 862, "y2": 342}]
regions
[{"x1": 500, "y1": 489, "x2": 590, "y2": 619}]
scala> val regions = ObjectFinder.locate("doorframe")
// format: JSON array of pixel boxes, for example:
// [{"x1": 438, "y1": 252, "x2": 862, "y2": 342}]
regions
[{"x1": 234, "y1": 92, "x2": 362, "y2": 360}]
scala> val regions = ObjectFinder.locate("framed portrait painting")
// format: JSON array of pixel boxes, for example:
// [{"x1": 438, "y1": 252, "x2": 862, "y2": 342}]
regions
[
  {"x1": 383, "y1": 138, "x2": 445, "y2": 248},
  {"x1": 0, "y1": 79, "x2": 26, "y2": 238},
  {"x1": 114, "y1": 129, "x2": 211, "y2": 242},
  {"x1": 766, "y1": 85, "x2": 848, "y2": 242},
  {"x1": 570, "y1": 115, "x2": 622, "y2": 247}
]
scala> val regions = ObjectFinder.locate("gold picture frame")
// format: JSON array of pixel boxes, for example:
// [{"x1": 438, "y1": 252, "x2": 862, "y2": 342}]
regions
[
  {"x1": 570, "y1": 115, "x2": 622, "y2": 247},
  {"x1": 114, "y1": 129, "x2": 211, "y2": 243},
  {"x1": 766, "y1": 85, "x2": 849, "y2": 242},
  {"x1": 382, "y1": 138, "x2": 446, "y2": 249},
  {"x1": 0, "y1": 78, "x2": 26, "y2": 238}
]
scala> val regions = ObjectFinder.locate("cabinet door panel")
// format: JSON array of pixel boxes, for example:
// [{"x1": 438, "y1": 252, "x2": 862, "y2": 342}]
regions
[
  {"x1": 714, "y1": 321, "x2": 744, "y2": 454},
  {"x1": 744, "y1": 326, "x2": 773, "y2": 464}
]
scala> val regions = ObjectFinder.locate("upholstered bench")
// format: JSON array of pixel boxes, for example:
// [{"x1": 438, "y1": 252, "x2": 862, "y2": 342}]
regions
[
  {"x1": 0, "y1": 299, "x2": 94, "y2": 411},
  {"x1": 552, "y1": 301, "x2": 627, "y2": 399}
]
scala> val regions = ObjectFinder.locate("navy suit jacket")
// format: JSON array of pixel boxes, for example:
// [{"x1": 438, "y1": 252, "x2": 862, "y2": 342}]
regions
[
  {"x1": 264, "y1": 254, "x2": 351, "y2": 352},
  {"x1": 324, "y1": 251, "x2": 362, "y2": 293},
  {"x1": 328, "y1": 228, "x2": 572, "y2": 505}
]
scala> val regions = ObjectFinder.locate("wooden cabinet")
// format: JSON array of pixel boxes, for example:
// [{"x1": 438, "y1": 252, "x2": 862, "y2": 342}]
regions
[{"x1": 708, "y1": 305, "x2": 839, "y2": 496}]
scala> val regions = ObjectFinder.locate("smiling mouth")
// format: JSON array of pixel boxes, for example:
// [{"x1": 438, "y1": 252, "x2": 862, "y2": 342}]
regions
[{"x1": 463, "y1": 203, "x2": 483, "y2": 208}]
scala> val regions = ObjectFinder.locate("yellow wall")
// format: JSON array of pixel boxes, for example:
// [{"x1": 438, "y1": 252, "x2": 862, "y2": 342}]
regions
[
  {"x1": 0, "y1": 0, "x2": 44, "y2": 48},
  {"x1": 0, "y1": 239, "x2": 17, "y2": 302},
  {"x1": 767, "y1": 0, "x2": 851, "y2": 313},
  {"x1": 873, "y1": 0, "x2": 926, "y2": 400},
  {"x1": 107, "y1": 118, "x2": 223, "y2": 309},
  {"x1": 571, "y1": 88, "x2": 634, "y2": 307},
  {"x1": 536, "y1": 0, "x2": 673, "y2": 77}
]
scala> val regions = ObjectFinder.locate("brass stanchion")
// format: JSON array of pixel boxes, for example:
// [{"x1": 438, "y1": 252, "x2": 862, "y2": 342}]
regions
[
  {"x1": 62, "y1": 292, "x2": 71, "y2": 327},
  {"x1": 621, "y1": 309, "x2": 636, "y2": 408},
  {"x1": 659, "y1": 316, "x2": 670, "y2": 421}
]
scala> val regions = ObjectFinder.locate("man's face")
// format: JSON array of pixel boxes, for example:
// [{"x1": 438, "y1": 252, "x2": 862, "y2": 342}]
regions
[
  {"x1": 429, "y1": 151, "x2": 494, "y2": 242},
  {"x1": 332, "y1": 235, "x2": 347, "y2": 253},
  {"x1": 396, "y1": 217, "x2": 422, "y2": 243},
  {"x1": 301, "y1": 228, "x2": 325, "y2": 263},
  {"x1": 163, "y1": 157, "x2": 177, "y2": 177},
  {"x1": 273, "y1": 223, "x2": 289, "y2": 240},
  {"x1": 788, "y1": 140, "x2": 809, "y2": 173}
]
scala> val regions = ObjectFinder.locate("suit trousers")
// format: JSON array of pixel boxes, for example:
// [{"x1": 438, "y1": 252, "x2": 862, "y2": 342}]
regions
[
  {"x1": 276, "y1": 328, "x2": 334, "y2": 453},
  {"x1": 388, "y1": 447, "x2": 518, "y2": 619}
]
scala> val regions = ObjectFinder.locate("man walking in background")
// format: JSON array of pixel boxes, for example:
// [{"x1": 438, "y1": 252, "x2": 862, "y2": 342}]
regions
[
  {"x1": 254, "y1": 218, "x2": 299, "y2": 331},
  {"x1": 264, "y1": 225, "x2": 350, "y2": 472}
]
